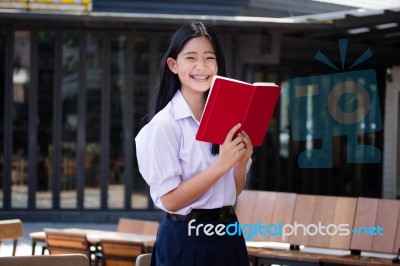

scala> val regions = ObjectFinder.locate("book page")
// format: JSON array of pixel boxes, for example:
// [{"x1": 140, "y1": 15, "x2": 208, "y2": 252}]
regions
[
  {"x1": 216, "y1": 75, "x2": 253, "y2": 86},
  {"x1": 253, "y1": 82, "x2": 277, "y2": 86}
]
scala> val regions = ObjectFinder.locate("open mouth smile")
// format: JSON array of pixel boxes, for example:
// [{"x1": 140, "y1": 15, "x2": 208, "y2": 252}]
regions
[{"x1": 191, "y1": 75, "x2": 210, "y2": 80}]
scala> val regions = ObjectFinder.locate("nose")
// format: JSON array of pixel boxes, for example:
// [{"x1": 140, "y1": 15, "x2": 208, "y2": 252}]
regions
[{"x1": 194, "y1": 59, "x2": 206, "y2": 70}]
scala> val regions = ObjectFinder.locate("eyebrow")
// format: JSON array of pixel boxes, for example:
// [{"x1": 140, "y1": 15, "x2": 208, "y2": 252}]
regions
[{"x1": 182, "y1": 51, "x2": 215, "y2": 56}]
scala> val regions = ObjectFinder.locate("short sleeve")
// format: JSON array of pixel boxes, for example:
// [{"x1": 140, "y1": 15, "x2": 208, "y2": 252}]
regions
[{"x1": 135, "y1": 116, "x2": 182, "y2": 201}]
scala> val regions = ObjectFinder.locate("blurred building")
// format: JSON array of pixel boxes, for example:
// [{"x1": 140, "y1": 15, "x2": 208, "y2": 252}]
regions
[{"x1": 0, "y1": 0, "x2": 399, "y2": 222}]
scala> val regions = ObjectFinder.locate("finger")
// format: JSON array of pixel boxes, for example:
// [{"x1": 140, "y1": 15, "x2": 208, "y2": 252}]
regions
[
  {"x1": 239, "y1": 147, "x2": 247, "y2": 156},
  {"x1": 233, "y1": 143, "x2": 245, "y2": 154},
  {"x1": 231, "y1": 135, "x2": 243, "y2": 146},
  {"x1": 240, "y1": 130, "x2": 250, "y2": 141},
  {"x1": 236, "y1": 133, "x2": 247, "y2": 147},
  {"x1": 242, "y1": 136, "x2": 250, "y2": 147},
  {"x1": 224, "y1": 123, "x2": 241, "y2": 143},
  {"x1": 238, "y1": 142, "x2": 245, "y2": 151},
  {"x1": 241, "y1": 131, "x2": 252, "y2": 146}
]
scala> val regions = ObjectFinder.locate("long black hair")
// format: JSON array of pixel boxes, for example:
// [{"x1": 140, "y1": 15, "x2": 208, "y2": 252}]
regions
[{"x1": 149, "y1": 21, "x2": 227, "y2": 154}]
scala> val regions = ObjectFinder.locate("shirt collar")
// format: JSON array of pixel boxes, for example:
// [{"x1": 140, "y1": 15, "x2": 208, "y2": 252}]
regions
[{"x1": 171, "y1": 89, "x2": 197, "y2": 121}]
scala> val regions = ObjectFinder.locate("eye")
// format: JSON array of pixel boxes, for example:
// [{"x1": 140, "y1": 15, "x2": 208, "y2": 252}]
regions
[
  {"x1": 206, "y1": 56, "x2": 216, "y2": 60},
  {"x1": 185, "y1": 57, "x2": 195, "y2": 60}
]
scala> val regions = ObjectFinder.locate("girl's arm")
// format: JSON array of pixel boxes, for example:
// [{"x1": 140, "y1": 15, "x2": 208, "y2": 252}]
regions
[
  {"x1": 161, "y1": 123, "x2": 246, "y2": 212},
  {"x1": 233, "y1": 131, "x2": 253, "y2": 196}
]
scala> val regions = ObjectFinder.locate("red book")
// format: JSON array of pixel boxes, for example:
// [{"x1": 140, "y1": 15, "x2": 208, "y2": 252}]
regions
[{"x1": 196, "y1": 75, "x2": 281, "y2": 147}]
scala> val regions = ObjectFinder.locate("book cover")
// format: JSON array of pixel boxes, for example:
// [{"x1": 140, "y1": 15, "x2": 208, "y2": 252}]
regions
[{"x1": 196, "y1": 75, "x2": 281, "y2": 147}]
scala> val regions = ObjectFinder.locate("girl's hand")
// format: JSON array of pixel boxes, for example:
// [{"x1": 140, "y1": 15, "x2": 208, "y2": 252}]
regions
[
  {"x1": 237, "y1": 130, "x2": 253, "y2": 163},
  {"x1": 215, "y1": 123, "x2": 246, "y2": 173}
]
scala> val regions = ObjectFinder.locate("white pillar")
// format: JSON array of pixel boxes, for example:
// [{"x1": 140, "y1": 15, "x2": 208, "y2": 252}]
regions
[{"x1": 383, "y1": 66, "x2": 400, "y2": 199}]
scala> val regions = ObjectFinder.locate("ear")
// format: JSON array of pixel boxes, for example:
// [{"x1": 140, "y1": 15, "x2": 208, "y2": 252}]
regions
[{"x1": 167, "y1": 57, "x2": 178, "y2": 74}]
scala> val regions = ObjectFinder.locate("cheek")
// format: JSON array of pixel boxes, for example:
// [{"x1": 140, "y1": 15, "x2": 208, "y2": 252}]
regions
[
  {"x1": 178, "y1": 61, "x2": 195, "y2": 72},
  {"x1": 208, "y1": 62, "x2": 218, "y2": 73}
]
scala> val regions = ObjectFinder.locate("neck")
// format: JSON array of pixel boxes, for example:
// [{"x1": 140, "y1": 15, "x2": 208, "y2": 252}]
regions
[{"x1": 181, "y1": 90, "x2": 205, "y2": 121}]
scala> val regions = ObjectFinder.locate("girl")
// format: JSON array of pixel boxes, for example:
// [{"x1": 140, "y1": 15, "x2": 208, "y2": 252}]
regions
[{"x1": 135, "y1": 21, "x2": 253, "y2": 266}]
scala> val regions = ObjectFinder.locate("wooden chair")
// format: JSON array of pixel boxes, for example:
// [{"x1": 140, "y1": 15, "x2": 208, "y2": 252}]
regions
[
  {"x1": 99, "y1": 238, "x2": 144, "y2": 266},
  {"x1": 116, "y1": 218, "x2": 159, "y2": 254},
  {"x1": 117, "y1": 218, "x2": 159, "y2": 235},
  {"x1": 135, "y1": 253, "x2": 152, "y2": 266},
  {"x1": 0, "y1": 219, "x2": 24, "y2": 256},
  {"x1": 0, "y1": 254, "x2": 90, "y2": 266},
  {"x1": 44, "y1": 230, "x2": 94, "y2": 263}
]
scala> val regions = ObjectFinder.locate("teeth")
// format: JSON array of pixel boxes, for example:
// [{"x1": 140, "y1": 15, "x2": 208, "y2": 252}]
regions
[{"x1": 192, "y1": 75, "x2": 208, "y2": 80}]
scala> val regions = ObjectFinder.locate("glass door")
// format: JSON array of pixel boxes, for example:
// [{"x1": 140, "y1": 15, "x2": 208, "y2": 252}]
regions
[
  {"x1": 36, "y1": 30, "x2": 55, "y2": 208},
  {"x1": 11, "y1": 30, "x2": 30, "y2": 208},
  {"x1": 0, "y1": 31, "x2": 5, "y2": 208}
]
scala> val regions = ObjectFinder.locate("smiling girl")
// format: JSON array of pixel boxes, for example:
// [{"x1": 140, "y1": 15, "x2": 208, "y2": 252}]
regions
[{"x1": 135, "y1": 21, "x2": 253, "y2": 266}]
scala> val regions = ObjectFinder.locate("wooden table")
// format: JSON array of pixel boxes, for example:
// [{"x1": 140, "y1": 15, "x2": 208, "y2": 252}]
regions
[{"x1": 29, "y1": 228, "x2": 156, "y2": 255}]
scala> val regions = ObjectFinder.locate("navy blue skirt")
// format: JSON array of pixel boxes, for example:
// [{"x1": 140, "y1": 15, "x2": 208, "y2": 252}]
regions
[{"x1": 150, "y1": 213, "x2": 249, "y2": 266}]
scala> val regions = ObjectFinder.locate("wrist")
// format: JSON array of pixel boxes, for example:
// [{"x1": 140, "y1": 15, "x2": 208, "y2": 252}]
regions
[
  {"x1": 212, "y1": 160, "x2": 230, "y2": 176},
  {"x1": 236, "y1": 158, "x2": 248, "y2": 169}
]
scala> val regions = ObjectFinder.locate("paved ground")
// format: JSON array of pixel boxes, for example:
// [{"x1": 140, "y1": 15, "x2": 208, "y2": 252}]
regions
[{"x1": 0, "y1": 222, "x2": 116, "y2": 257}]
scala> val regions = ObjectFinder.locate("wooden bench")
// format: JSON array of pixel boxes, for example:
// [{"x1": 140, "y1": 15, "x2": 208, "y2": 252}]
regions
[
  {"x1": 235, "y1": 190, "x2": 400, "y2": 266},
  {"x1": 320, "y1": 197, "x2": 400, "y2": 265},
  {"x1": 235, "y1": 190, "x2": 297, "y2": 264},
  {"x1": 0, "y1": 219, "x2": 24, "y2": 256},
  {"x1": 0, "y1": 254, "x2": 90, "y2": 266},
  {"x1": 254, "y1": 194, "x2": 358, "y2": 266},
  {"x1": 236, "y1": 189, "x2": 297, "y2": 244}
]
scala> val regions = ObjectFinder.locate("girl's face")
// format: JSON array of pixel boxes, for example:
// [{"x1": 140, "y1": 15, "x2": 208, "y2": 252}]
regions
[{"x1": 167, "y1": 36, "x2": 218, "y2": 96}]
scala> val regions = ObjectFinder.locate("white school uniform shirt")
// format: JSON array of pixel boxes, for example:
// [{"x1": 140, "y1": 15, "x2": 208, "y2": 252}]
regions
[{"x1": 135, "y1": 90, "x2": 251, "y2": 215}]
